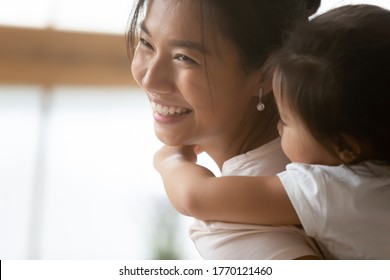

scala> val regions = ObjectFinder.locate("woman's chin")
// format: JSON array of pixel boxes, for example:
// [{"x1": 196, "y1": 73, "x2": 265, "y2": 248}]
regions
[{"x1": 154, "y1": 130, "x2": 187, "y2": 147}]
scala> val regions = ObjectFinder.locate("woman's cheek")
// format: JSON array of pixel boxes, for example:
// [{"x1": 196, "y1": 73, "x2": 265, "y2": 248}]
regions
[
  {"x1": 131, "y1": 51, "x2": 146, "y2": 86},
  {"x1": 277, "y1": 120, "x2": 283, "y2": 137}
]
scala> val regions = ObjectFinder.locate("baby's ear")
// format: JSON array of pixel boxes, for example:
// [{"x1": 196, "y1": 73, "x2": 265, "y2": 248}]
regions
[{"x1": 335, "y1": 135, "x2": 361, "y2": 164}]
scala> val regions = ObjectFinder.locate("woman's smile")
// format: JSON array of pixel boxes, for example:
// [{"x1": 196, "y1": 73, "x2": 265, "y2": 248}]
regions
[{"x1": 151, "y1": 101, "x2": 192, "y2": 124}]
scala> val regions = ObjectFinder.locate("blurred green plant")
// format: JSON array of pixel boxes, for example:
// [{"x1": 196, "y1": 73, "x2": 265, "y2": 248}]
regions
[{"x1": 150, "y1": 198, "x2": 183, "y2": 260}]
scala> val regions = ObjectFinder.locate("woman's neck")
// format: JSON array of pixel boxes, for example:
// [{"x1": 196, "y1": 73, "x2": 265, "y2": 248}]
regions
[{"x1": 202, "y1": 100, "x2": 280, "y2": 170}]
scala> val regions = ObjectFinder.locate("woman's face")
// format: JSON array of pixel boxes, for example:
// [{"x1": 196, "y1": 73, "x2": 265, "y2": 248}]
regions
[{"x1": 131, "y1": 0, "x2": 259, "y2": 150}]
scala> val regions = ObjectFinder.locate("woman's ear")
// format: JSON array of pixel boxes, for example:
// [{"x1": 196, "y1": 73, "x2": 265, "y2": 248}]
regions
[
  {"x1": 255, "y1": 75, "x2": 273, "y2": 97},
  {"x1": 261, "y1": 82, "x2": 273, "y2": 97},
  {"x1": 335, "y1": 135, "x2": 362, "y2": 163}
]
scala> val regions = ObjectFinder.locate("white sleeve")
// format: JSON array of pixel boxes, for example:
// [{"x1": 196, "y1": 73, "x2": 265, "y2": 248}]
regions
[{"x1": 277, "y1": 163, "x2": 328, "y2": 238}]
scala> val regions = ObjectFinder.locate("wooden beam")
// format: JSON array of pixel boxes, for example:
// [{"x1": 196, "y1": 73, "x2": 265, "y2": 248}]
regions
[{"x1": 0, "y1": 26, "x2": 136, "y2": 86}]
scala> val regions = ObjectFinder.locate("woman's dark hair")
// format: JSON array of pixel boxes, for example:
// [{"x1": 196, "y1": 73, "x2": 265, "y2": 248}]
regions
[
  {"x1": 127, "y1": 0, "x2": 321, "y2": 71},
  {"x1": 266, "y1": 5, "x2": 390, "y2": 164}
]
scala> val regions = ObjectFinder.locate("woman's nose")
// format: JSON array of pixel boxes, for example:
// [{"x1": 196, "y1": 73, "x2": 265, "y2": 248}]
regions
[{"x1": 141, "y1": 55, "x2": 174, "y2": 95}]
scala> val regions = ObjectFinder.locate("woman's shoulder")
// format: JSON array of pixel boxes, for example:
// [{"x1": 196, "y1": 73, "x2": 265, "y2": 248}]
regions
[{"x1": 222, "y1": 137, "x2": 290, "y2": 176}]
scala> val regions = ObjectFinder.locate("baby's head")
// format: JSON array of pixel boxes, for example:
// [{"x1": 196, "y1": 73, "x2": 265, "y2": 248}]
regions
[{"x1": 264, "y1": 4, "x2": 390, "y2": 165}]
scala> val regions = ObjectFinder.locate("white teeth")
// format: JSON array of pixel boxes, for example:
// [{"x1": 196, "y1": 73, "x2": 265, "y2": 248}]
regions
[
  {"x1": 151, "y1": 102, "x2": 190, "y2": 116},
  {"x1": 169, "y1": 107, "x2": 176, "y2": 115}
]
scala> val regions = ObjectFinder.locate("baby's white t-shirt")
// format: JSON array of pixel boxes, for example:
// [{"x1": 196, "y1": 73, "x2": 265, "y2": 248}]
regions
[{"x1": 279, "y1": 162, "x2": 390, "y2": 259}]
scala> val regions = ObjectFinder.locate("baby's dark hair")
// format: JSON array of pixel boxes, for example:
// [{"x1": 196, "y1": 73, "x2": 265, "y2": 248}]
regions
[{"x1": 264, "y1": 5, "x2": 390, "y2": 164}]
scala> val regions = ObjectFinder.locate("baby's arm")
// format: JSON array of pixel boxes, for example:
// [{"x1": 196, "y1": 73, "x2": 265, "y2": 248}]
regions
[{"x1": 154, "y1": 145, "x2": 300, "y2": 225}]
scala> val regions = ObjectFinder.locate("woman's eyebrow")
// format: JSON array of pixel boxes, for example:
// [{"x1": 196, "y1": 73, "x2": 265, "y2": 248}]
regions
[
  {"x1": 140, "y1": 21, "x2": 151, "y2": 36},
  {"x1": 140, "y1": 21, "x2": 208, "y2": 54},
  {"x1": 167, "y1": 40, "x2": 208, "y2": 54}
]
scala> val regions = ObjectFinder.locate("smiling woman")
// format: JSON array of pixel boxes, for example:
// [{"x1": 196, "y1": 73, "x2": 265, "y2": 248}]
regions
[
  {"x1": 130, "y1": 0, "x2": 264, "y2": 156},
  {"x1": 128, "y1": 0, "x2": 325, "y2": 260},
  {"x1": 128, "y1": 0, "x2": 390, "y2": 261}
]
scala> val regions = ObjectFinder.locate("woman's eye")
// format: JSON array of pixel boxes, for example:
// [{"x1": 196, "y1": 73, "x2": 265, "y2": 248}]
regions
[
  {"x1": 140, "y1": 38, "x2": 153, "y2": 50},
  {"x1": 174, "y1": 54, "x2": 197, "y2": 64}
]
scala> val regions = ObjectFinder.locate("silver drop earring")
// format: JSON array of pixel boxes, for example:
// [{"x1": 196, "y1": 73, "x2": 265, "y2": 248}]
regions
[{"x1": 257, "y1": 88, "x2": 265, "y2": 111}]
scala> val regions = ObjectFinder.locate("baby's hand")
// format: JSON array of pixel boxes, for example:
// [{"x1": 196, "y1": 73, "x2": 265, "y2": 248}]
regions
[{"x1": 153, "y1": 145, "x2": 197, "y2": 172}]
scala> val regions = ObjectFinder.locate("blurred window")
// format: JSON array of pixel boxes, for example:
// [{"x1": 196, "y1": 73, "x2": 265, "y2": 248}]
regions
[{"x1": 0, "y1": 0, "x2": 132, "y2": 34}]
